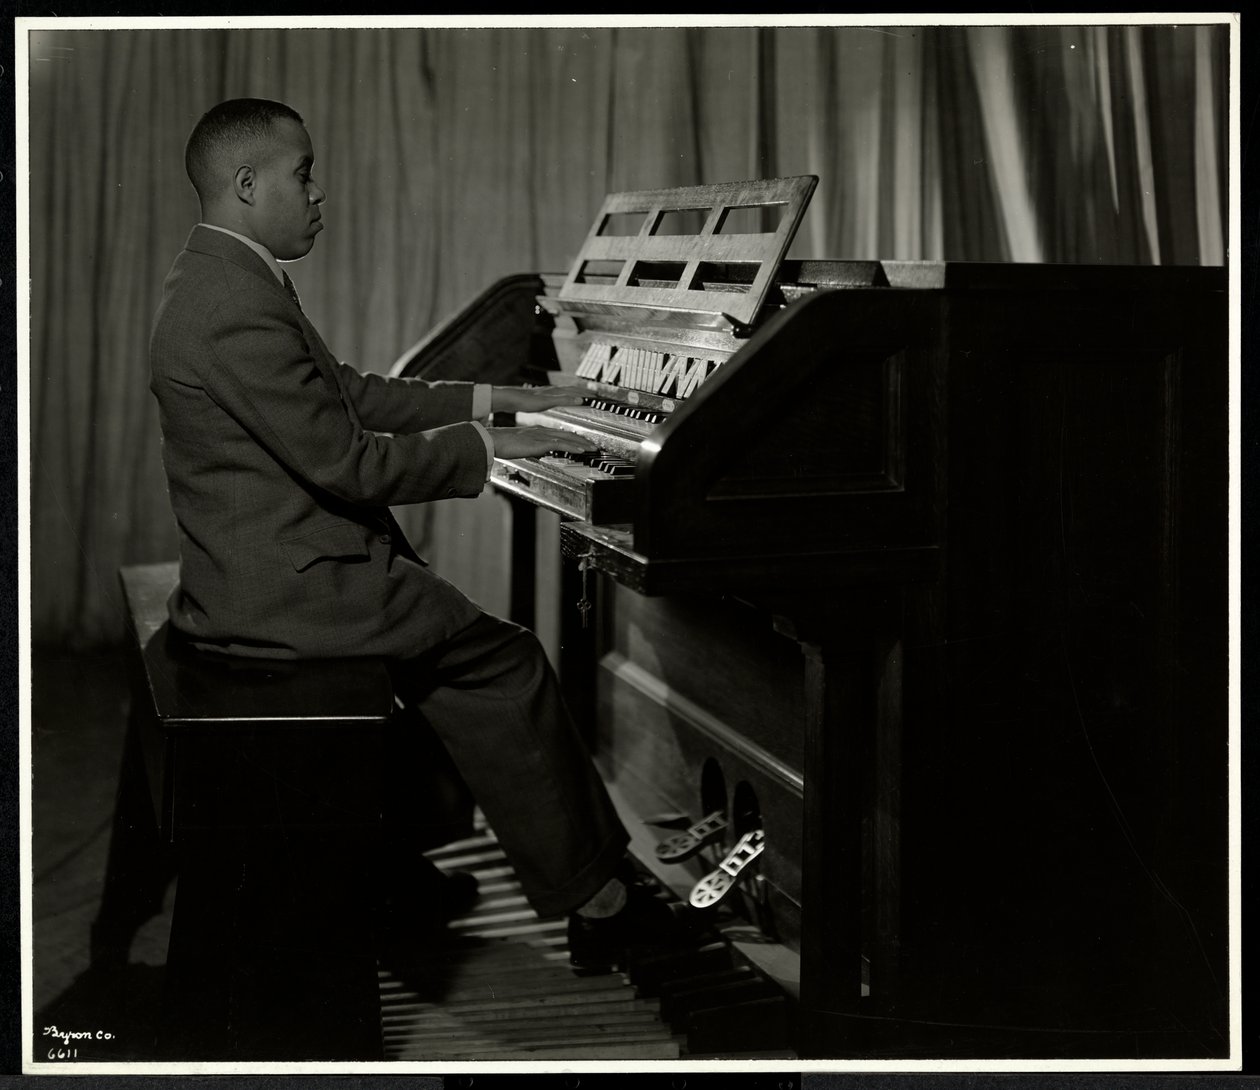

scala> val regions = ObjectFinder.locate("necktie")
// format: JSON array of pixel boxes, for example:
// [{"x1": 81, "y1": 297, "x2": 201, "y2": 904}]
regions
[{"x1": 282, "y1": 271, "x2": 303, "y2": 311}]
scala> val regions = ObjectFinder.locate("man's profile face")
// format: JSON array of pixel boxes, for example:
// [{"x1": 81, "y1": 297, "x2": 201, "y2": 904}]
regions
[{"x1": 248, "y1": 117, "x2": 325, "y2": 261}]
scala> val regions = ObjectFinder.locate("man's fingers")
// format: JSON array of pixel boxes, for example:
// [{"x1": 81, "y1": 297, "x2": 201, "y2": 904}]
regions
[
  {"x1": 527, "y1": 391, "x2": 585, "y2": 410},
  {"x1": 488, "y1": 426, "x2": 598, "y2": 459},
  {"x1": 495, "y1": 385, "x2": 587, "y2": 412},
  {"x1": 539, "y1": 429, "x2": 595, "y2": 451}
]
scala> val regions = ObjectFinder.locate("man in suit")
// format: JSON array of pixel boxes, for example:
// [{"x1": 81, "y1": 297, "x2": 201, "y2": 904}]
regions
[{"x1": 149, "y1": 97, "x2": 690, "y2": 973}]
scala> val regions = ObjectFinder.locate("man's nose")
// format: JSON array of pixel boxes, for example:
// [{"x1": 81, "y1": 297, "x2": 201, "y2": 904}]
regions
[{"x1": 308, "y1": 182, "x2": 326, "y2": 205}]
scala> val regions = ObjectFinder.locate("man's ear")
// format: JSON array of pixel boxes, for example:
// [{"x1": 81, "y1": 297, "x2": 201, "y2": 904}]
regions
[{"x1": 233, "y1": 164, "x2": 256, "y2": 205}]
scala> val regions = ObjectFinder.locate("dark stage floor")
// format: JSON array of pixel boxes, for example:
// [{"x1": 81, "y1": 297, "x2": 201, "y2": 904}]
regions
[{"x1": 29, "y1": 645, "x2": 174, "y2": 1061}]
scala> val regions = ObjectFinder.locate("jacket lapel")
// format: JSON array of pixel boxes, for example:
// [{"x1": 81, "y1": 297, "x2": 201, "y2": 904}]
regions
[
  {"x1": 185, "y1": 225, "x2": 290, "y2": 306},
  {"x1": 185, "y1": 226, "x2": 361, "y2": 423}
]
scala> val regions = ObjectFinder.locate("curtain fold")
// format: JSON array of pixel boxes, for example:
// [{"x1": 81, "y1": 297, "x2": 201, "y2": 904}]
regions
[{"x1": 24, "y1": 23, "x2": 1229, "y2": 646}]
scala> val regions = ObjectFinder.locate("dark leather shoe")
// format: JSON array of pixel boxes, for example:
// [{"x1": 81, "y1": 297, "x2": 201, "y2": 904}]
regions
[
  {"x1": 437, "y1": 869, "x2": 480, "y2": 922},
  {"x1": 379, "y1": 866, "x2": 479, "y2": 942},
  {"x1": 567, "y1": 877, "x2": 706, "y2": 975},
  {"x1": 376, "y1": 867, "x2": 481, "y2": 977}
]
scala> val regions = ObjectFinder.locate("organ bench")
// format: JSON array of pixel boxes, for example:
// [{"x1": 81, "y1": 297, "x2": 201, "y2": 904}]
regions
[{"x1": 110, "y1": 561, "x2": 451, "y2": 1060}]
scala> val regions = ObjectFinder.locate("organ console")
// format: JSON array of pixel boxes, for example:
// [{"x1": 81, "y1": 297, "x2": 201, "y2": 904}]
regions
[{"x1": 392, "y1": 178, "x2": 1231, "y2": 1060}]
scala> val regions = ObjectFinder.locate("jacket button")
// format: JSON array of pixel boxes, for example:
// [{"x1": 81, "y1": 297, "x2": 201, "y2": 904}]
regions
[
  {"x1": 446, "y1": 487, "x2": 457, "y2": 497},
  {"x1": 378, "y1": 534, "x2": 391, "y2": 544}
]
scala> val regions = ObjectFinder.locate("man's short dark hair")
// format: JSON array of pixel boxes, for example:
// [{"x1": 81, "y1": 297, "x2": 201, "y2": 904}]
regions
[{"x1": 185, "y1": 98, "x2": 305, "y2": 204}]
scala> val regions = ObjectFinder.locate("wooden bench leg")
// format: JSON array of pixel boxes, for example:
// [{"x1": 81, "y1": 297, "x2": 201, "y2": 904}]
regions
[
  {"x1": 160, "y1": 830, "x2": 383, "y2": 1061},
  {"x1": 91, "y1": 697, "x2": 176, "y2": 967}
]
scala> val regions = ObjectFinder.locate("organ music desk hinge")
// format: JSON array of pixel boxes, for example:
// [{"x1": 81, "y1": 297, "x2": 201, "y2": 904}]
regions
[{"x1": 575, "y1": 550, "x2": 595, "y2": 628}]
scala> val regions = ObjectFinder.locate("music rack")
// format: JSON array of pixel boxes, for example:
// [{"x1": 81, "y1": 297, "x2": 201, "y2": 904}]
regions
[{"x1": 558, "y1": 176, "x2": 817, "y2": 331}]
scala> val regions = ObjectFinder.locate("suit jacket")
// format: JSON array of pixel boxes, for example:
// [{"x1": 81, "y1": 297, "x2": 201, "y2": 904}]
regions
[{"x1": 149, "y1": 225, "x2": 487, "y2": 659}]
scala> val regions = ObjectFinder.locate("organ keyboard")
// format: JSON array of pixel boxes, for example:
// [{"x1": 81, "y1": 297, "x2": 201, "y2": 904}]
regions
[
  {"x1": 490, "y1": 175, "x2": 823, "y2": 529},
  {"x1": 392, "y1": 179, "x2": 1230, "y2": 1061}
]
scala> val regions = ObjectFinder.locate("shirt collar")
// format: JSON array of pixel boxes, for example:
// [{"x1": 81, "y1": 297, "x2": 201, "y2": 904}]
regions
[{"x1": 198, "y1": 223, "x2": 286, "y2": 284}]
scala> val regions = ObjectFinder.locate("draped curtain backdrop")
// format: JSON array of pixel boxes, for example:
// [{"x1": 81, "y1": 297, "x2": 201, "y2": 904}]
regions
[{"x1": 26, "y1": 24, "x2": 1228, "y2": 647}]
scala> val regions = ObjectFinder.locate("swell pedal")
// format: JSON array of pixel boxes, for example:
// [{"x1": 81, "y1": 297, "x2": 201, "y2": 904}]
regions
[
  {"x1": 654, "y1": 809, "x2": 728, "y2": 864},
  {"x1": 687, "y1": 829, "x2": 765, "y2": 909}
]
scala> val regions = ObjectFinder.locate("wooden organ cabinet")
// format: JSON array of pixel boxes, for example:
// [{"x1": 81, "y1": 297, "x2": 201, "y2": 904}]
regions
[{"x1": 392, "y1": 178, "x2": 1230, "y2": 1060}]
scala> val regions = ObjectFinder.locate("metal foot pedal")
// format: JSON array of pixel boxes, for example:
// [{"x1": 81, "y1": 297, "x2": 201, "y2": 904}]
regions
[
  {"x1": 654, "y1": 810, "x2": 728, "y2": 864},
  {"x1": 687, "y1": 829, "x2": 765, "y2": 909}
]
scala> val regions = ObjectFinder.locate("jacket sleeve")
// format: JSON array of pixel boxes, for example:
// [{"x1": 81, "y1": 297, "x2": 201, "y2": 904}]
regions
[
  {"x1": 332, "y1": 363, "x2": 481, "y2": 435},
  {"x1": 198, "y1": 287, "x2": 488, "y2": 506}
]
